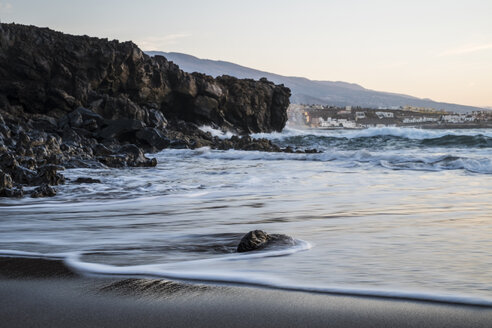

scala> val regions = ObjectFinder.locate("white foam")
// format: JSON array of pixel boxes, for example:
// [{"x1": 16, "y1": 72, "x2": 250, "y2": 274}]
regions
[
  {"x1": 2, "y1": 243, "x2": 491, "y2": 307},
  {"x1": 199, "y1": 125, "x2": 236, "y2": 139},
  {"x1": 252, "y1": 126, "x2": 492, "y2": 140},
  {"x1": 61, "y1": 245, "x2": 492, "y2": 307},
  {"x1": 155, "y1": 147, "x2": 492, "y2": 174}
]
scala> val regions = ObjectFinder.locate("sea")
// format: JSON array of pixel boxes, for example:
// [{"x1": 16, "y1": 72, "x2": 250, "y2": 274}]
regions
[{"x1": 1, "y1": 126, "x2": 491, "y2": 306}]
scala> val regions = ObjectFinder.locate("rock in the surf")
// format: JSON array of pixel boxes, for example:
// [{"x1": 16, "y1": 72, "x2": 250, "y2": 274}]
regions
[
  {"x1": 237, "y1": 230, "x2": 295, "y2": 253},
  {"x1": 31, "y1": 184, "x2": 57, "y2": 198},
  {"x1": 74, "y1": 177, "x2": 101, "y2": 184}
]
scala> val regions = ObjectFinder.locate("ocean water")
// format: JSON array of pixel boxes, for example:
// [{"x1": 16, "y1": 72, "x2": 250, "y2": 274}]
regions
[{"x1": 1, "y1": 127, "x2": 491, "y2": 305}]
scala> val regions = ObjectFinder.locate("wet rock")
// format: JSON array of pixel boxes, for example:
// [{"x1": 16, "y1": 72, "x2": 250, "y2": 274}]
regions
[
  {"x1": 0, "y1": 23, "x2": 290, "y2": 134},
  {"x1": 11, "y1": 165, "x2": 37, "y2": 185},
  {"x1": 147, "y1": 109, "x2": 167, "y2": 129},
  {"x1": 118, "y1": 144, "x2": 157, "y2": 167},
  {"x1": 169, "y1": 139, "x2": 190, "y2": 149},
  {"x1": 0, "y1": 23, "x2": 295, "y2": 199},
  {"x1": 226, "y1": 136, "x2": 281, "y2": 152},
  {"x1": 18, "y1": 157, "x2": 36, "y2": 171},
  {"x1": 61, "y1": 127, "x2": 83, "y2": 145},
  {"x1": 31, "y1": 184, "x2": 56, "y2": 198},
  {"x1": 91, "y1": 143, "x2": 113, "y2": 156},
  {"x1": 34, "y1": 165, "x2": 65, "y2": 185},
  {"x1": 236, "y1": 230, "x2": 296, "y2": 253},
  {"x1": 0, "y1": 170, "x2": 13, "y2": 189},
  {"x1": 98, "y1": 119, "x2": 145, "y2": 141},
  {"x1": 192, "y1": 95, "x2": 219, "y2": 120},
  {"x1": 136, "y1": 127, "x2": 170, "y2": 150},
  {"x1": 284, "y1": 146, "x2": 294, "y2": 153},
  {"x1": 97, "y1": 144, "x2": 156, "y2": 168},
  {"x1": 97, "y1": 155, "x2": 127, "y2": 168},
  {"x1": 74, "y1": 177, "x2": 101, "y2": 184},
  {"x1": 0, "y1": 153, "x2": 18, "y2": 170},
  {"x1": 0, "y1": 187, "x2": 24, "y2": 198},
  {"x1": 30, "y1": 115, "x2": 58, "y2": 131}
]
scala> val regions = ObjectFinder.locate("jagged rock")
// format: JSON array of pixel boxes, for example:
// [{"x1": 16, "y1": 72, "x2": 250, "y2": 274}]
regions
[
  {"x1": 136, "y1": 127, "x2": 170, "y2": 150},
  {"x1": 34, "y1": 165, "x2": 65, "y2": 185},
  {"x1": 98, "y1": 144, "x2": 156, "y2": 168},
  {"x1": 59, "y1": 107, "x2": 104, "y2": 130},
  {"x1": 98, "y1": 119, "x2": 145, "y2": 141},
  {"x1": 31, "y1": 184, "x2": 56, "y2": 198},
  {"x1": 0, "y1": 23, "x2": 298, "y2": 198},
  {"x1": 192, "y1": 95, "x2": 219, "y2": 120},
  {"x1": 118, "y1": 144, "x2": 157, "y2": 167},
  {"x1": 30, "y1": 115, "x2": 58, "y2": 131},
  {"x1": 91, "y1": 143, "x2": 113, "y2": 156},
  {"x1": 0, "y1": 23, "x2": 290, "y2": 133},
  {"x1": 97, "y1": 155, "x2": 127, "y2": 168},
  {"x1": 0, "y1": 153, "x2": 18, "y2": 170},
  {"x1": 146, "y1": 108, "x2": 168, "y2": 129},
  {"x1": 0, "y1": 170, "x2": 13, "y2": 189},
  {"x1": 0, "y1": 187, "x2": 23, "y2": 198},
  {"x1": 236, "y1": 230, "x2": 296, "y2": 253},
  {"x1": 11, "y1": 166, "x2": 36, "y2": 185}
]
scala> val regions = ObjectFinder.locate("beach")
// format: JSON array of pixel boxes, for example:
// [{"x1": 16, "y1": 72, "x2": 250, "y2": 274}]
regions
[{"x1": 0, "y1": 257, "x2": 491, "y2": 328}]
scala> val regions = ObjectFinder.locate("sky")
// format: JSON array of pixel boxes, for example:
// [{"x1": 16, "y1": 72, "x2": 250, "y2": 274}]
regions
[{"x1": 1, "y1": 0, "x2": 491, "y2": 108}]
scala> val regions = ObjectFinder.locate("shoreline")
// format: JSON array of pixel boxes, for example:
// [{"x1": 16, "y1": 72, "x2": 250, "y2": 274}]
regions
[
  {"x1": 303, "y1": 125, "x2": 492, "y2": 131},
  {"x1": 1, "y1": 256, "x2": 491, "y2": 328}
]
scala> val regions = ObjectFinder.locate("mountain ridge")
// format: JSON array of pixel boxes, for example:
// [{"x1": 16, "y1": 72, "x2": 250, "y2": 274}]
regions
[{"x1": 147, "y1": 51, "x2": 484, "y2": 114}]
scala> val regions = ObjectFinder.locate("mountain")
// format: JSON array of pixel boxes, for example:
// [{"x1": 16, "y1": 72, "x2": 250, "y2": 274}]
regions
[{"x1": 147, "y1": 51, "x2": 484, "y2": 114}]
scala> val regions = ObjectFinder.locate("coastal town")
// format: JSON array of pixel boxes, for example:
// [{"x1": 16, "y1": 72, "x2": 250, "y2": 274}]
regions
[{"x1": 288, "y1": 104, "x2": 492, "y2": 129}]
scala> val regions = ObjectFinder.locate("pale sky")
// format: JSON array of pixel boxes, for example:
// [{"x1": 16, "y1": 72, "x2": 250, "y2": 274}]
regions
[{"x1": 1, "y1": 0, "x2": 491, "y2": 107}]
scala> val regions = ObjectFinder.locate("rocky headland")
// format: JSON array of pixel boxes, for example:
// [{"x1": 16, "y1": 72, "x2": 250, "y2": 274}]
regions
[{"x1": 0, "y1": 23, "x2": 312, "y2": 198}]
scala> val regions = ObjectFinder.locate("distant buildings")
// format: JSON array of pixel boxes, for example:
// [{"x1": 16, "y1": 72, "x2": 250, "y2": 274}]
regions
[{"x1": 287, "y1": 104, "x2": 490, "y2": 129}]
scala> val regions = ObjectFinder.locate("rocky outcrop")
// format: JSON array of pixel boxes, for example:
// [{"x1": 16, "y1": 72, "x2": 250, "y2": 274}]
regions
[
  {"x1": 0, "y1": 23, "x2": 290, "y2": 134},
  {"x1": 237, "y1": 230, "x2": 295, "y2": 253},
  {"x1": 0, "y1": 24, "x2": 316, "y2": 198}
]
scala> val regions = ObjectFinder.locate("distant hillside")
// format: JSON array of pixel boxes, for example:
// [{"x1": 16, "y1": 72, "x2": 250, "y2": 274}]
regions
[{"x1": 147, "y1": 51, "x2": 484, "y2": 114}]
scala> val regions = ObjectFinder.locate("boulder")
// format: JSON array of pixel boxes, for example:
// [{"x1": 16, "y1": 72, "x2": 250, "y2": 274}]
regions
[
  {"x1": 136, "y1": 127, "x2": 170, "y2": 150},
  {"x1": 98, "y1": 119, "x2": 146, "y2": 141},
  {"x1": 0, "y1": 170, "x2": 13, "y2": 189},
  {"x1": 0, "y1": 187, "x2": 23, "y2": 198},
  {"x1": 236, "y1": 230, "x2": 296, "y2": 253},
  {"x1": 34, "y1": 165, "x2": 65, "y2": 186},
  {"x1": 31, "y1": 184, "x2": 57, "y2": 198},
  {"x1": 74, "y1": 177, "x2": 101, "y2": 184},
  {"x1": 99, "y1": 144, "x2": 157, "y2": 168}
]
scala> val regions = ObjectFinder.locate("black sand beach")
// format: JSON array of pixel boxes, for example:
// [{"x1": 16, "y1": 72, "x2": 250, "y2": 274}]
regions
[{"x1": 0, "y1": 257, "x2": 491, "y2": 328}]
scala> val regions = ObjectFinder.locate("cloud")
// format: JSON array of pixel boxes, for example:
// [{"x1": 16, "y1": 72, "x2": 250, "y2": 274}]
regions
[
  {"x1": 0, "y1": 2, "x2": 13, "y2": 13},
  {"x1": 135, "y1": 33, "x2": 191, "y2": 50},
  {"x1": 437, "y1": 43, "x2": 492, "y2": 57}
]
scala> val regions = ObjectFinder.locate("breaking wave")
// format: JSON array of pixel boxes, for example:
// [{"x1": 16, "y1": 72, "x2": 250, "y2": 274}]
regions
[
  {"x1": 251, "y1": 127, "x2": 492, "y2": 150},
  {"x1": 157, "y1": 147, "x2": 492, "y2": 174}
]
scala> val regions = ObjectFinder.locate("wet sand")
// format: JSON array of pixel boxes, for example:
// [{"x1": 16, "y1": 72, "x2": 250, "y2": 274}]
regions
[{"x1": 0, "y1": 257, "x2": 491, "y2": 328}]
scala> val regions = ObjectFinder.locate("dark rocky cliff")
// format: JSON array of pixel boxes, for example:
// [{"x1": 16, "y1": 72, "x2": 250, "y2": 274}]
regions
[
  {"x1": 0, "y1": 23, "x2": 304, "y2": 198},
  {"x1": 0, "y1": 23, "x2": 290, "y2": 134}
]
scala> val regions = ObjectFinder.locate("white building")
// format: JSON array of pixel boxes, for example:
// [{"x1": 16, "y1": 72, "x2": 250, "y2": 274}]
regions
[
  {"x1": 402, "y1": 117, "x2": 438, "y2": 123},
  {"x1": 442, "y1": 114, "x2": 474, "y2": 123},
  {"x1": 375, "y1": 111, "x2": 394, "y2": 119}
]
